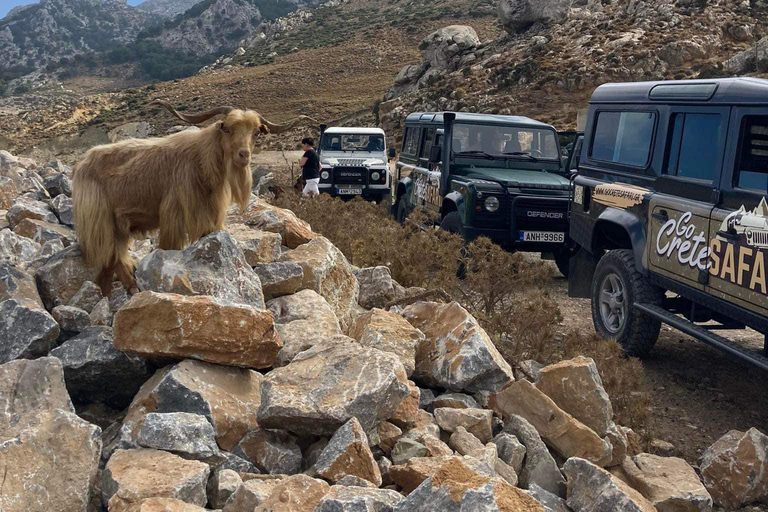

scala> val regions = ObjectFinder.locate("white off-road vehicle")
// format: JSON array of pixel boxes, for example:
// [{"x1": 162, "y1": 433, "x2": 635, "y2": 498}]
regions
[{"x1": 317, "y1": 126, "x2": 395, "y2": 202}]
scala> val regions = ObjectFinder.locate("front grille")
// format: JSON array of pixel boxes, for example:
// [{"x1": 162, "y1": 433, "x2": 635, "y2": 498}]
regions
[
  {"x1": 513, "y1": 197, "x2": 569, "y2": 232},
  {"x1": 338, "y1": 158, "x2": 367, "y2": 167},
  {"x1": 334, "y1": 166, "x2": 366, "y2": 185}
]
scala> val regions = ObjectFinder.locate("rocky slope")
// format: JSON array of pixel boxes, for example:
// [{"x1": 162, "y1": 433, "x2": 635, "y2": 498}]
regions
[{"x1": 135, "y1": 0, "x2": 204, "y2": 18}]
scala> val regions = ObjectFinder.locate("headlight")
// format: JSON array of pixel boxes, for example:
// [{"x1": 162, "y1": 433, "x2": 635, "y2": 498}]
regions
[
  {"x1": 321, "y1": 171, "x2": 329, "y2": 180},
  {"x1": 484, "y1": 196, "x2": 500, "y2": 212},
  {"x1": 371, "y1": 171, "x2": 381, "y2": 181}
]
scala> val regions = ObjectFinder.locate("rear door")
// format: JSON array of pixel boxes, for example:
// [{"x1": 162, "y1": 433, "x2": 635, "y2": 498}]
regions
[
  {"x1": 649, "y1": 107, "x2": 729, "y2": 290},
  {"x1": 412, "y1": 126, "x2": 442, "y2": 212}
]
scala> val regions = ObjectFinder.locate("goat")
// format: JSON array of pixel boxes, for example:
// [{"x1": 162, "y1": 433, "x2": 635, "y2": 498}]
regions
[{"x1": 73, "y1": 100, "x2": 315, "y2": 295}]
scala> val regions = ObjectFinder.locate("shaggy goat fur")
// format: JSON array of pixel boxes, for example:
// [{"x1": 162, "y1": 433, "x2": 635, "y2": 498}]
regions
[{"x1": 73, "y1": 103, "x2": 311, "y2": 294}]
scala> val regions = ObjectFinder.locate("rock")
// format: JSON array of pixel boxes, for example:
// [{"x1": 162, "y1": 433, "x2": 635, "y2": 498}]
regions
[
  {"x1": 268, "y1": 289, "x2": 343, "y2": 366},
  {"x1": 69, "y1": 280, "x2": 104, "y2": 312},
  {"x1": 409, "y1": 409, "x2": 442, "y2": 440},
  {"x1": 726, "y1": 35, "x2": 768, "y2": 74},
  {"x1": 51, "y1": 304, "x2": 90, "y2": 338},
  {"x1": 14, "y1": 217, "x2": 74, "y2": 247},
  {"x1": 253, "y1": 474, "x2": 330, "y2": 512},
  {"x1": 222, "y1": 477, "x2": 284, "y2": 512},
  {"x1": 51, "y1": 194, "x2": 74, "y2": 226},
  {"x1": 606, "y1": 422, "x2": 629, "y2": 467},
  {"x1": 419, "y1": 26, "x2": 480, "y2": 70},
  {"x1": 227, "y1": 224, "x2": 282, "y2": 264},
  {"x1": 449, "y1": 426, "x2": 485, "y2": 456},
  {"x1": 258, "y1": 342, "x2": 410, "y2": 437},
  {"x1": 103, "y1": 449, "x2": 210, "y2": 510},
  {"x1": 90, "y1": 297, "x2": 113, "y2": 326},
  {"x1": 124, "y1": 360, "x2": 263, "y2": 451},
  {"x1": 435, "y1": 408, "x2": 493, "y2": 444},
  {"x1": 136, "y1": 231, "x2": 265, "y2": 309},
  {"x1": 422, "y1": 434, "x2": 453, "y2": 457},
  {"x1": 356, "y1": 266, "x2": 395, "y2": 309},
  {"x1": 43, "y1": 172, "x2": 72, "y2": 197},
  {"x1": 0, "y1": 298, "x2": 60, "y2": 362},
  {"x1": 536, "y1": 356, "x2": 613, "y2": 436},
  {"x1": 7, "y1": 198, "x2": 58, "y2": 228},
  {"x1": 233, "y1": 428, "x2": 302, "y2": 475},
  {"x1": 378, "y1": 421, "x2": 403, "y2": 455},
  {"x1": 253, "y1": 261, "x2": 303, "y2": 299},
  {"x1": 136, "y1": 412, "x2": 220, "y2": 462},
  {"x1": 0, "y1": 409, "x2": 102, "y2": 512},
  {"x1": 244, "y1": 198, "x2": 317, "y2": 249},
  {"x1": 498, "y1": 0, "x2": 571, "y2": 33},
  {"x1": 491, "y1": 380, "x2": 612, "y2": 466},
  {"x1": 392, "y1": 438, "x2": 429, "y2": 466},
  {"x1": 432, "y1": 392, "x2": 480, "y2": 411},
  {"x1": 316, "y1": 486, "x2": 404, "y2": 511},
  {"x1": 336, "y1": 475, "x2": 377, "y2": 487},
  {"x1": 650, "y1": 439, "x2": 676, "y2": 457},
  {"x1": 49, "y1": 326, "x2": 152, "y2": 407},
  {"x1": 419, "y1": 387, "x2": 436, "y2": 410},
  {"x1": 517, "y1": 360, "x2": 544, "y2": 382},
  {"x1": 114, "y1": 498, "x2": 209, "y2": 512},
  {"x1": 389, "y1": 455, "x2": 494, "y2": 495},
  {"x1": 624, "y1": 427, "x2": 643, "y2": 457},
  {"x1": 35, "y1": 244, "x2": 99, "y2": 310},
  {"x1": 0, "y1": 228, "x2": 41, "y2": 265},
  {"x1": 314, "y1": 417, "x2": 382, "y2": 486},
  {"x1": 389, "y1": 380, "x2": 420, "y2": 428},
  {"x1": 378, "y1": 457, "x2": 393, "y2": 486},
  {"x1": 459, "y1": 478, "x2": 544, "y2": 511},
  {"x1": 279, "y1": 236, "x2": 359, "y2": 328},
  {"x1": 700, "y1": 428, "x2": 768, "y2": 509},
  {"x1": 109, "y1": 122, "x2": 151, "y2": 142},
  {"x1": 494, "y1": 458, "x2": 519, "y2": 487},
  {"x1": 503, "y1": 415, "x2": 565, "y2": 497},
  {"x1": 563, "y1": 457, "x2": 656, "y2": 512},
  {"x1": 527, "y1": 483, "x2": 570, "y2": 512},
  {"x1": 348, "y1": 308, "x2": 421, "y2": 377},
  {"x1": 491, "y1": 433, "x2": 526, "y2": 475},
  {"x1": 614, "y1": 454, "x2": 712, "y2": 512},
  {"x1": 208, "y1": 469, "x2": 243, "y2": 509},
  {"x1": 0, "y1": 262, "x2": 43, "y2": 306},
  {"x1": 218, "y1": 452, "x2": 258, "y2": 474},
  {"x1": 114, "y1": 291, "x2": 282, "y2": 369}
]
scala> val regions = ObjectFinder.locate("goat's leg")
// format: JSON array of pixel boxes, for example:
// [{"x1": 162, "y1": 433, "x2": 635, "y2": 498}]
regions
[
  {"x1": 113, "y1": 223, "x2": 138, "y2": 295},
  {"x1": 158, "y1": 196, "x2": 187, "y2": 250},
  {"x1": 96, "y1": 265, "x2": 116, "y2": 298}
]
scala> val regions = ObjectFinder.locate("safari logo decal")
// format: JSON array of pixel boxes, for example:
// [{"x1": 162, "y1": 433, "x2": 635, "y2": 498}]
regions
[
  {"x1": 593, "y1": 183, "x2": 650, "y2": 209},
  {"x1": 655, "y1": 212, "x2": 710, "y2": 272}
]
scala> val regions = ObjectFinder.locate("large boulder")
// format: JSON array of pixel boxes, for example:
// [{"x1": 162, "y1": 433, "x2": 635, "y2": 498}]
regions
[
  {"x1": 389, "y1": 455, "x2": 494, "y2": 495},
  {"x1": 233, "y1": 427, "x2": 303, "y2": 475},
  {"x1": 434, "y1": 408, "x2": 493, "y2": 444},
  {"x1": 35, "y1": 244, "x2": 99, "y2": 310},
  {"x1": 314, "y1": 417, "x2": 382, "y2": 486},
  {"x1": 49, "y1": 326, "x2": 152, "y2": 408},
  {"x1": 136, "y1": 412, "x2": 220, "y2": 463},
  {"x1": 258, "y1": 341, "x2": 410, "y2": 436},
  {"x1": 223, "y1": 478, "x2": 283, "y2": 512},
  {"x1": 6, "y1": 197, "x2": 58, "y2": 228},
  {"x1": 268, "y1": 289, "x2": 343, "y2": 366},
  {"x1": 348, "y1": 308, "x2": 422, "y2": 377},
  {"x1": 227, "y1": 224, "x2": 282, "y2": 265},
  {"x1": 402, "y1": 301, "x2": 514, "y2": 393},
  {"x1": 0, "y1": 298, "x2": 60, "y2": 363},
  {"x1": 14, "y1": 218, "x2": 74, "y2": 247},
  {"x1": 502, "y1": 415, "x2": 565, "y2": 497},
  {"x1": 51, "y1": 194, "x2": 74, "y2": 226},
  {"x1": 112, "y1": 498, "x2": 209, "y2": 512},
  {"x1": 419, "y1": 26, "x2": 480, "y2": 71},
  {"x1": 124, "y1": 360, "x2": 263, "y2": 451},
  {"x1": 136, "y1": 231, "x2": 265, "y2": 309},
  {"x1": 243, "y1": 198, "x2": 317, "y2": 249},
  {"x1": 699, "y1": 428, "x2": 768, "y2": 509},
  {"x1": 43, "y1": 172, "x2": 72, "y2": 198},
  {"x1": 0, "y1": 228, "x2": 41, "y2": 266},
  {"x1": 316, "y1": 486, "x2": 403, "y2": 511},
  {"x1": 498, "y1": 0, "x2": 571, "y2": 33},
  {"x1": 253, "y1": 474, "x2": 330, "y2": 512},
  {"x1": 253, "y1": 261, "x2": 304, "y2": 300},
  {"x1": 563, "y1": 457, "x2": 656, "y2": 512},
  {"x1": 114, "y1": 291, "x2": 282, "y2": 369},
  {"x1": 0, "y1": 261, "x2": 43, "y2": 306},
  {"x1": 279, "y1": 236, "x2": 359, "y2": 328},
  {"x1": 355, "y1": 266, "x2": 396, "y2": 309}
]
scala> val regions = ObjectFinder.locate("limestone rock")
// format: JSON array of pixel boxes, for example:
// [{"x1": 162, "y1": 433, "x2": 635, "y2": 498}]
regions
[
  {"x1": 222, "y1": 478, "x2": 282, "y2": 512},
  {"x1": 0, "y1": 409, "x2": 102, "y2": 512},
  {"x1": 0, "y1": 262, "x2": 42, "y2": 306},
  {"x1": 403, "y1": 301, "x2": 514, "y2": 393},
  {"x1": 422, "y1": 434, "x2": 453, "y2": 457},
  {"x1": 503, "y1": 415, "x2": 565, "y2": 497},
  {"x1": 449, "y1": 426, "x2": 485, "y2": 457},
  {"x1": 114, "y1": 291, "x2": 281, "y2": 369},
  {"x1": 378, "y1": 421, "x2": 403, "y2": 456},
  {"x1": 253, "y1": 474, "x2": 330, "y2": 512},
  {"x1": 419, "y1": 25, "x2": 480, "y2": 71},
  {"x1": 253, "y1": 261, "x2": 303, "y2": 299},
  {"x1": 51, "y1": 304, "x2": 90, "y2": 338},
  {"x1": 409, "y1": 409, "x2": 441, "y2": 440},
  {"x1": 103, "y1": 449, "x2": 210, "y2": 510},
  {"x1": 615, "y1": 453, "x2": 712, "y2": 512},
  {"x1": 124, "y1": 360, "x2": 263, "y2": 451},
  {"x1": 7, "y1": 197, "x2": 58, "y2": 228},
  {"x1": 491, "y1": 380, "x2": 612, "y2": 466},
  {"x1": 49, "y1": 326, "x2": 152, "y2": 408},
  {"x1": 68, "y1": 280, "x2": 104, "y2": 312},
  {"x1": 90, "y1": 297, "x2": 113, "y2": 326},
  {"x1": 258, "y1": 342, "x2": 410, "y2": 437},
  {"x1": 700, "y1": 428, "x2": 768, "y2": 509},
  {"x1": 356, "y1": 266, "x2": 395, "y2": 309},
  {"x1": 527, "y1": 483, "x2": 570, "y2": 512},
  {"x1": 14, "y1": 218, "x2": 74, "y2": 246},
  {"x1": 498, "y1": 0, "x2": 571, "y2": 33},
  {"x1": 233, "y1": 427, "x2": 302, "y2": 475},
  {"x1": 227, "y1": 224, "x2": 282, "y2": 264},
  {"x1": 432, "y1": 392, "x2": 480, "y2": 411},
  {"x1": 315, "y1": 486, "x2": 404, "y2": 511},
  {"x1": 435, "y1": 408, "x2": 493, "y2": 444},
  {"x1": 0, "y1": 298, "x2": 60, "y2": 362},
  {"x1": 268, "y1": 289, "x2": 343, "y2": 366},
  {"x1": 494, "y1": 458, "x2": 519, "y2": 487},
  {"x1": 0, "y1": 228, "x2": 41, "y2": 265},
  {"x1": 136, "y1": 230, "x2": 265, "y2": 309},
  {"x1": 335, "y1": 475, "x2": 377, "y2": 487},
  {"x1": 43, "y1": 171, "x2": 72, "y2": 198},
  {"x1": 563, "y1": 457, "x2": 656, "y2": 512},
  {"x1": 315, "y1": 417, "x2": 382, "y2": 486},
  {"x1": 35, "y1": 244, "x2": 99, "y2": 310},
  {"x1": 348, "y1": 308, "x2": 421, "y2": 377},
  {"x1": 461, "y1": 478, "x2": 544, "y2": 511},
  {"x1": 389, "y1": 379, "x2": 420, "y2": 428},
  {"x1": 537, "y1": 356, "x2": 613, "y2": 437},
  {"x1": 606, "y1": 422, "x2": 629, "y2": 467},
  {"x1": 207, "y1": 469, "x2": 243, "y2": 509},
  {"x1": 51, "y1": 194, "x2": 74, "y2": 226},
  {"x1": 389, "y1": 455, "x2": 494, "y2": 494},
  {"x1": 109, "y1": 122, "x2": 151, "y2": 142},
  {"x1": 113, "y1": 498, "x2": 209, "y2": 512},
  {"x1": 243, "y1": 198, "x2": 317, "y2": 249},
  {"x1": 136, "y1": 412, "x2": 220, "y2": 462},
  {"x1": 392, "y1": 438, "x2": 429, "y2": 466},
  {"x1": 279, "y1": 236, "x2": 359, "y2": 328},
  {"x1": 492, "y1": 433, "x2": 526, "y2": 475}
]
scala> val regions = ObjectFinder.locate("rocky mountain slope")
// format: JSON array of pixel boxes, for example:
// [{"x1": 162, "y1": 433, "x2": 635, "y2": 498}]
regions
[{"x1": 135, "y1": 0, "x2": 203, "y2": 18}]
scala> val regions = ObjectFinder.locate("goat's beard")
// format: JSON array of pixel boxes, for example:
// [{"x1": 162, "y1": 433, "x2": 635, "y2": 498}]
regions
[{"x1": 227, "y1": 159, "x2": 253, "y2": 212}]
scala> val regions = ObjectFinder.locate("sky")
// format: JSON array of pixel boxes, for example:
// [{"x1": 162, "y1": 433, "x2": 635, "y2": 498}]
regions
[{"x1": 0, "y1": 0, "x2": 144, "y2": 19}]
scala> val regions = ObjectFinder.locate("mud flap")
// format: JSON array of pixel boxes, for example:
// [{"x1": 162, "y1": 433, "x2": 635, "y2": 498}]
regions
[{"x1": 568, "y1": 248, "x2": 600, "y2": 298}]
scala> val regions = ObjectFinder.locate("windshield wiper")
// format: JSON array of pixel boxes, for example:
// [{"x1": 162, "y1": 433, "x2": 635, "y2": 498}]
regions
[
  {"x1": 455, "y1": 150, "x2": 497, "y2": 159},
  {"x1": 502, "y1": 151, "x2": 539, "y2": 162}
]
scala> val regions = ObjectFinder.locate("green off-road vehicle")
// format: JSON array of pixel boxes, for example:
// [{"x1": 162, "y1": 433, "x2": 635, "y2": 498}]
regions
[
  {"x1": 569, "y1": 77, "x2": 768, "y2": 371},
  {"x1": 392, "y1": 112, "x2": 576, "y2": 275}
]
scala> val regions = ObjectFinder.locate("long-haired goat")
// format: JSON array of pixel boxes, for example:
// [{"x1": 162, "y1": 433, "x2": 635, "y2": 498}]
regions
[{"x1": 73, "y1": 100, "x2": 314, "y2": 295}]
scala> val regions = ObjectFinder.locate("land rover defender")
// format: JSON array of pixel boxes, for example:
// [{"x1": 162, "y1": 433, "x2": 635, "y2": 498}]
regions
[
  {"x1": 569, "y1": 77, "x2": 768, "y2": 371},
  {"x1": 392, "y1": 112, "x2": 576, "y2": 276},
  {"x1": 317, "y1": 126, "x2": 394, "y2": 202}
]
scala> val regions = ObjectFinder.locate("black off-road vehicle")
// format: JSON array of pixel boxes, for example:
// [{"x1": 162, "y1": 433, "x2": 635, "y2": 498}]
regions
[{"x1": 569, "y1": 77, "x2": 768, "y2": 371}]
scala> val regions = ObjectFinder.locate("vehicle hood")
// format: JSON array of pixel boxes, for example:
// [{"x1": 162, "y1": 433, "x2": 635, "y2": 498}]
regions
[
  {"x1": 464, "y1": 168, "x2": 570, "y2": 189},
  {"x1": 320, "y1": 151, "x2": 387, "y2": 166}
]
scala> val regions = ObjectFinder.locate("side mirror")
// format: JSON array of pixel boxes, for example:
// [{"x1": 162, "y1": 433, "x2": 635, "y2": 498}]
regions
[
  {"x1": 429, "y1": 145, "x2": 442, "y2": 164},
  {"x1": 388, "y1": 147, "x2": 396, "y2": 159}
]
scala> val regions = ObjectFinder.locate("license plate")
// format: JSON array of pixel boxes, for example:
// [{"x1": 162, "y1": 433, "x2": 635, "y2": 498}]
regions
[
  {"x1": 519, "y1": 231, "x2": 565, "y2": 243},
  {"x1": 337, "y1": 188, "x2": 362, "y2": 195}
]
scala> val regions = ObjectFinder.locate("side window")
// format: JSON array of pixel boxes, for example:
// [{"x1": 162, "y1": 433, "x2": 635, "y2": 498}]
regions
[
  {"x1": 736, "y1": 115, "x2": 768, "y2": 192},
  {"x1": 664, "y1": 113, "x2": 722, "y2": 183},
  {"x1": 402, "y1": 127, "x2": 420, "y2": 156},
  {"x1": 419, "y1": 128, "x2": 435, "y2": 161},
  {"x1": 590, "y1": 111, "x2": 655, "y2": 167}
]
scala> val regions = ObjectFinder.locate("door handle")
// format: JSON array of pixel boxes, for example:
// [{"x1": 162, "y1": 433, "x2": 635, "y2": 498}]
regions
[{"x1": 652, "y1": 210, "x2": 669, "y2": 222}]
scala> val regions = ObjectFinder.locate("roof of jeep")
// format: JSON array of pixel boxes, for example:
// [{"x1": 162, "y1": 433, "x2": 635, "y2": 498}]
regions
[
  {"x1": 405, "y1": 112, "x2": 554, "y2": 129},
  {"x1": 591, "y1": 77, "x2": 768, "y2": 104},
  {"x1": 322, "y1": 127, "x2": 385, "y2": 135}
]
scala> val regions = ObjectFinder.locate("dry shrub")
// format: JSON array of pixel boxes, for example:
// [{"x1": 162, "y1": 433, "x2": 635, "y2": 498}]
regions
[{"x1": 491, "y1": 290, "x2": 563, "y2": 365}]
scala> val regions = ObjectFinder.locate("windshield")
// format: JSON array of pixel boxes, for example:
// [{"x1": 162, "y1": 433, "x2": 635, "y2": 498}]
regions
[
  {"x1": 321, "y1": 134, "x2": 385, "y2": 152},
  {"x1": 451, "y1": 123, "x2": 559, "y2": 160}
]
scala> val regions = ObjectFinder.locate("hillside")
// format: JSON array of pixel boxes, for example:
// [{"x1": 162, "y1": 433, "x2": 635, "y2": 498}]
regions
[{"x1": 135, "y1": 0, "x2": 202, "y2": 18}]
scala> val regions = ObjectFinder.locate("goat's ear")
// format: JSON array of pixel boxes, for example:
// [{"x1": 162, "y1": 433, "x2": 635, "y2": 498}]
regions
[
  {"x1": 219, "y1": 122, "x2": 229, "y2": 133},
  {"x1": 259, "y1": 124, "x2": 270, "y2": 135}
]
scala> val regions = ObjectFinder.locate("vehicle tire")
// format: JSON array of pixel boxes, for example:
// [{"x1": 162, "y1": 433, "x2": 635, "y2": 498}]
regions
[
  {"x1": 396, "y1": 198, "x2": 409, "y2": 224},
  {"x1": 591, "y1": 249, "x2": 662, "y2": 358},
  {"x1": 439, "y1": 211, "x2": 465, "y2": 238}
]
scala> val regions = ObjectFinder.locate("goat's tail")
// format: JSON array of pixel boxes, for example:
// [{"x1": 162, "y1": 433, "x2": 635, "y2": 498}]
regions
[{"x1": 73, "y1": 177, "x2": 116, "y2": 271}]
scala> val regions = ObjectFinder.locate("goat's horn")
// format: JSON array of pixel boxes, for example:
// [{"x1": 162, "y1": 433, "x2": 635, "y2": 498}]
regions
[
  {"x1": 149, "y1": 100, "x2": 233, "y2": 125},
  {"x1": 257, "y1": 114, "x2": 319, "y2": 135}
]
